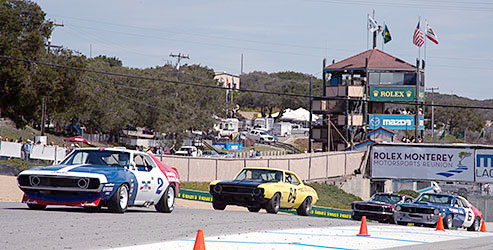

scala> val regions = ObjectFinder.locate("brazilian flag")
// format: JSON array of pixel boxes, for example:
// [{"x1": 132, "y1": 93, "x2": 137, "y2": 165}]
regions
[{"x1": 382, "y1": 24, "x2": 391, "y2": 44}]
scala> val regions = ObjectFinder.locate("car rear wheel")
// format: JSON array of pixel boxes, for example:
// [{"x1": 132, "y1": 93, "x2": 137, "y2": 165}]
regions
[
  {"x1": 296, "y1": 197, "x2": 312, "y2": 216},
  {"x1": 266, "y1": 193, "x2": 280, "y2": 214},
  {"x1": 27, "y1": 204, "x2": 47, "y2": 210},
  {"x1": 468, "y1": 217, "x2": 481, "y2": 231},
  {"x1": 248, "y1": 206, "x2": 261, "y2": 212},
  {"x1": 108, "y1": 184, "x2": 129, "y2": 213},
  {"x1": 212, "y1": 199, "x2": 227, "y2": 210},
  {"x1": 444, "y1": 214, "x2": 453, "y2": 229},
  {"x1": 155, "y1": 185, "x2": 175, "y2": 213}
]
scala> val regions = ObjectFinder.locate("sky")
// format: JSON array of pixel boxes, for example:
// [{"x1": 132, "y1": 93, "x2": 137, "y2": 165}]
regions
[{"x1": 34, "y1": 0, "x2": 493, "y2": 100}]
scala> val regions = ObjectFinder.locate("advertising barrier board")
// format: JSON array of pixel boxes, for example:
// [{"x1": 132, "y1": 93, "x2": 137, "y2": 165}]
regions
[
  {"x1": 476, "y1": 149, "x2": 493, "y2": 183},
  {"x1": 369, "y1": 114, "x2": 424, "y2": 130},
  {"x1": 371, "y1": 145, "x2": 475, "y2": 182}
]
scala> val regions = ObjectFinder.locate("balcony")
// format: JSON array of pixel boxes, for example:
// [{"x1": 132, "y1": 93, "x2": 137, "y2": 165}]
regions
[
  {"x1": 312, "y1": 100, "x2": 345, "y2": 113},
  {"x1": 337, "y1": 114, "x2": 364, "y2": 126},
  {"x1": 325, "y1": 86, "x2": 364, "y2": 98}
]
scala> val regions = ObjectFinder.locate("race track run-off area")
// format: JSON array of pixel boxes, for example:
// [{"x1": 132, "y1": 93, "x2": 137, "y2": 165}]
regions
[{"x1": 113, "y1": 225, "x2": 492, "y2": 250}]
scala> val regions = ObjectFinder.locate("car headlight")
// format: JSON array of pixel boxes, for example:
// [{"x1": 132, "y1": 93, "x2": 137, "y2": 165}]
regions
[
  {"x1": 395, "y1": 205, "x2": 401, "y2": 211},
  {"x1": 434, "y1": 209, "x2": 440, "y2": 215},
  {"x1": 253, "y1": 188, "x2": 263, "y2": 196},
  {"x1": 213, "y1": 185, "x2": 222, "y2": 194},
  {"x1": 77, "y1": 178, "x2": 89, "y2": 189}
]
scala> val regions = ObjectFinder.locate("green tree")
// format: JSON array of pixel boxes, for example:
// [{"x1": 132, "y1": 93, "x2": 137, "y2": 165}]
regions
[{"x1": 0, "y1": 0, "x2": 52, "y2": 127}]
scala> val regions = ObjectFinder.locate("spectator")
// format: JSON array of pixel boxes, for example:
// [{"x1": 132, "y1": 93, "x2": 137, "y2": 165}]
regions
[
  {"x1": 249, "y1": 148, "x2": 255, "y2": 158},
  {"x1": 384, "y1": 108, "x2": 390, "y2": 114},
  {"x1": 23, "y1": 139, "x2": 33, "y2": 160}
]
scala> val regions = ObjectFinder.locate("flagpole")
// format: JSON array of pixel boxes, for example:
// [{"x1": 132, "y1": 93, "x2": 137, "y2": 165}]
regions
[
  {"x1": 382, "y1": 21, "x2": 385, "y2": 51},
  {"x1": 367, "y1": 13, "x2": 369, "y2": 50},
  {"x1": 424, "y1": 18, "x2": 427, "y2": 66},
  {"x1": 418, "y1": 17, "x2": 421, "y2": 65}
]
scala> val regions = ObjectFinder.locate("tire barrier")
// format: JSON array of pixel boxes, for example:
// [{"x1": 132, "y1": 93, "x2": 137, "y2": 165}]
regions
[{"x1": 177, "y1": 188, "x2": 352, "y2": 220}]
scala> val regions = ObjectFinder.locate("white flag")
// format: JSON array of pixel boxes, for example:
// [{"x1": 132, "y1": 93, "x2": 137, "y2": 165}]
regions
[{"x1": 368, "y1": 15, "x2": 378, "y2": 32}]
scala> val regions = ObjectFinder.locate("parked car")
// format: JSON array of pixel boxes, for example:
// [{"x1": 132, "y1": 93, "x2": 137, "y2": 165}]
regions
[
  {"x1": 209, "y1": 167, "x2": 318, "y2": 215},
  {"x1": 17, "y1": 148, "x2": 180, "y2": 213},
  {"x1": 394, "y1": 193, "x2": 482, "y2": 231},
  {"x1": 290, "y1": 124, "x2": 309, "y2": 136},
  {"x1": 174, "y1": 145, "x2": 198, "y2": 157},
  {"x1": 202, "y1": 150, "x2": 220, "y2": 158},
  {"x1": 351, "y1": 193, "x2": 414, "y2": 223},
  {"x1": 247, "y1": 129, "x2": 276, "y2": 143}
]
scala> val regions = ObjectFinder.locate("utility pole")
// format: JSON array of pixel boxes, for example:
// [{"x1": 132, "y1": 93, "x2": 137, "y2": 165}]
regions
[
  {"x1": 426, "y1": 87, "x2": 439, "y2": 140},
  {"x1": 42, "y1": 21, "x2": 64, "y2": 136},
  {"x1": 309, "y1": 77, "x2": 313, "y2": 153},
  {"x1": 169, "y1": 53, "x2": 190, "y2": 78},
  {"x1": 240, "y1": 53, "x2": 244, "y2": 75}
]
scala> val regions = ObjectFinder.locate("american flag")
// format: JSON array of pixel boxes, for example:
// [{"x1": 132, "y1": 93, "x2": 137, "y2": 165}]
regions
[{"x1": 413, "y1": 21, "x2": 424, "y2": 47}]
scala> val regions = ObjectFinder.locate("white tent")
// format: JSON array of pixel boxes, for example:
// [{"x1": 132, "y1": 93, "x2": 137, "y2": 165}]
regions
[{"x1": 272, "y1": 108, "x2": 319, "y2": 122}]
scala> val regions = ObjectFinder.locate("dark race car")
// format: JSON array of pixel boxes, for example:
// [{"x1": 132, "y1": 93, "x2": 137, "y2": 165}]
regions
[
  {"x1": 394, "y1": 193, "x2": 483, "y2": 231},
  {"x1": 351, "y1": 193, "x2": 414, "y2": 223}
]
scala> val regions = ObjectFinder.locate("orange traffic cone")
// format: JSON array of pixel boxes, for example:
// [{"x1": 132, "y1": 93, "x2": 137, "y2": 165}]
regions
[
  {"x1": 193, "y1": 229, "x2": 206, "y2": 250},
  {"x1": 356, "y1": 216, "x2": 370, "y2": 236},
  {"x1": 435, "y1": 215, "x2": 445, "y2": 231},
  {"x1": 480, "y1": 220, "x2": 487, "y2": 232}
]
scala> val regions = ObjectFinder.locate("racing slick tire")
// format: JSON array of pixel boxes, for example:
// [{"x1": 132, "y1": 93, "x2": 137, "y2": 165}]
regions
[
  {"x1": 468, "y1": 217, "x2": 481, "y2": 231},
  {"x1": 352, "y1": 212, "x2": 362, "y2": 221},
  {"x1": 212, "y1": 199, "x2": 227, "y2": 210},
  {"x1": 108, "y1": 184, "x2": 129, "y2": 213},
  {"x1": 444, "y1": 214, "x2": 453, "y2": 229},
  {"x1": 248, "y1": 206, "x2": 261, "y2": 212},
  {"x1": 155, "y1": 185, "x2": 175, "y2": 213},
  {"x1": 296, "y1": 197, "x2": 312, "y2": 216},
  {"x1": 266, "y1": 193, "x2": 281, "y2": 214},
  {"x1": 27, "y1": 204, "x2": 47, "y2": 210}
]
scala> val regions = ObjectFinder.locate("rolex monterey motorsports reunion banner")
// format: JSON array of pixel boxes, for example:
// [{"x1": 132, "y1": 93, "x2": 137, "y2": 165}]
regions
[{"x1": 371, "y1": 145, "x2": 475, "y2": 182}]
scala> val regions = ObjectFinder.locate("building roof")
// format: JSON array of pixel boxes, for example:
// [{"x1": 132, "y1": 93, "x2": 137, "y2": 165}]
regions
[
  {"x1": 367, "y1": 127, "x2": 398, "y2": 137},
  {"x1": 325, "y1": 49, "x2": 416, "y2": 71}
]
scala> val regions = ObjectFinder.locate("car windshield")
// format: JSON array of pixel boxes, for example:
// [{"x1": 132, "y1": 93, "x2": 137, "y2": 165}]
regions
[
  {"x1": 61, "y1": 150, "x2": 130, "y2": 168},
  {"x1": 415, "y1": 194, "x2": 453, "y2": 205},
  {"x1": 235, "y1": 169, "x2": 283, "y2": 183},
  {"x1": 369, "y1": 194, "x2": 402, "y2": 204}
]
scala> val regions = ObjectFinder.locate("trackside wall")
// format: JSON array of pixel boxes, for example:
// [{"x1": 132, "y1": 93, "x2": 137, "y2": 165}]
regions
[{"x1": 158, "y1": 151, "x2": 364, "y2": 182}]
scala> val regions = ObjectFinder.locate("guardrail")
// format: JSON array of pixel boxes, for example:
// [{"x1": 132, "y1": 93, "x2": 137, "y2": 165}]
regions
[{"x1": 177, "y1": 189, "x2": 352, "y2": 220}]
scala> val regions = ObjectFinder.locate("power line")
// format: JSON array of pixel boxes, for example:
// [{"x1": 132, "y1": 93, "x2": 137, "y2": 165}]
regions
[{"x1": 2, "y1": 54, "x2": 493, "y2": 110}]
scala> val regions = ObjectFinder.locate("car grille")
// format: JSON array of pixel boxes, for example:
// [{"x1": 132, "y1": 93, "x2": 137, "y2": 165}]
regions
[
  {"x1": 18, "y1": 175, "x2": 100, "y2": 190},
  {"x1": 400, "y1": 206, "x2": 434, "y2": 214},
  {"x1": 222, "y1": 185, "x2": 256, "y2": 194},
  {"x1": 355, "y1": 204, "x2": 385, "y2": 212}
]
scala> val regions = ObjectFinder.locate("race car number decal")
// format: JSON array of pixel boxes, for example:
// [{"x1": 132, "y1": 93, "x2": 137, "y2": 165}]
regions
[
  {"x1": 288, "y1": 188, "x2": 297, "y2": 203},
  {"x1": 156, "y1": 178, "x2": 164, "y2": 194},
  {"x1": 467, "y1": 211, "x2": 473, "y2": 221}
]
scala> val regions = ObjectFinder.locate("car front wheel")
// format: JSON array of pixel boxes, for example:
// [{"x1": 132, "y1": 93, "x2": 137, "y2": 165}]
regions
[
  {"x1": 444, "y1": 214, "x2": 453, "y2": 229},
  {"x1": 266, "y1": 193, "x2": 280, "y2": 214},
  {"x1": 212, "y1": 199, "x2": 226, "y2": 210},
  {"x1": 296, "y1": 197, "x2": 312, "y2": 216},
  {"x1": 155, "y1": 185, "x2": 175, "y2": 213},
  {"x1": 248, "y1": 206, "x2": 261, "y2": 212},
  {"x1": 468, "y1": 217, "x2": 481, "y2": 231},
  {"x1": 108, "y1": 184, "x2": 129, "y2": 213},
  {"x1": 27, "y1": 204, "x2": 47, "y2": 210}
]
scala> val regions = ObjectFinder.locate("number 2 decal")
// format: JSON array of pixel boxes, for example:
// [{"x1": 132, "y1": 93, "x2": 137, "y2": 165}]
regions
[
  {"x1": 288, "y1": 187, "x2": 297, "y2": 203},
  {"x1": 156, "y1": 178, "x2": 164, "y2": 194}
]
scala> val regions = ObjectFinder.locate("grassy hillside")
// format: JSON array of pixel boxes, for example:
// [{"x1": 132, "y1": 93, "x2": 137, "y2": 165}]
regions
[{"x1": 180, "y1": 181, "x2": 361, "y2": 210}]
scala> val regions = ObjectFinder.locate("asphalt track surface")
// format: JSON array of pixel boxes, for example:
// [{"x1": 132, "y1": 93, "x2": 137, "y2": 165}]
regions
[
  {"x1": 0, "y1": 202, "x2": 357, "y2": 250},
  {"x1": 2, "y1": 202, "x2": 493, "y2": 250}
]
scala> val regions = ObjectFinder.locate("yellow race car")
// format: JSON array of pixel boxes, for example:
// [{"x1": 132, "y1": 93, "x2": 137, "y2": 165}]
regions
[{"x1": 209, "y1": 167, "x2": 318, "y2": 216}]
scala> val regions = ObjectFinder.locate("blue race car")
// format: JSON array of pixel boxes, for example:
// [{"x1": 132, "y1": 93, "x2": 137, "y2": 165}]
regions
[
  {"x1": 17, "y1": 148, "x2": 180, "y2": 213},
  {"x1": 393, "y1": 193, "x2": 482, "y2": 231}
]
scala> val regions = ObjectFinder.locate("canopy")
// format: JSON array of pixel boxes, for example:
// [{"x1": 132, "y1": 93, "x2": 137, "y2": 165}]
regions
[
  {"x1": 64, "y1": 136, "x2": 93, "y2": 145},
  {"x1": 272, "y1": 108, "x2": 319, "y2": 122}
]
